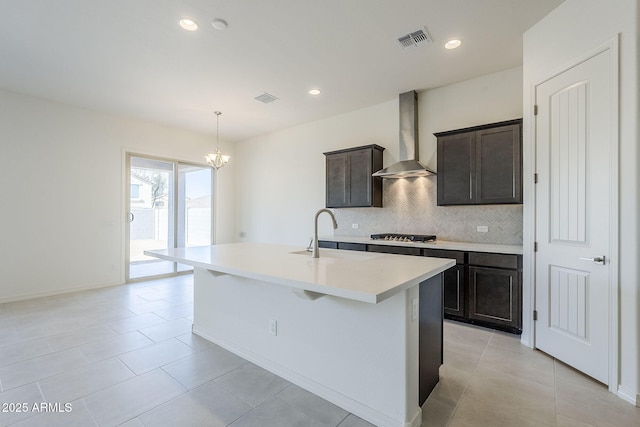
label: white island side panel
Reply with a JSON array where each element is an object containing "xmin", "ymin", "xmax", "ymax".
[{"xmin": 193, "ymin": 268, "xmax": 422, "ymax": 427}]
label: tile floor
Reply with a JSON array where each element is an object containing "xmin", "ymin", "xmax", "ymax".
[{"xmin": 0, "ymin": 275, "xmax": 638, "ymax": 427}]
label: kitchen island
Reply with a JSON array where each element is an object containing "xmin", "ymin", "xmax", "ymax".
[{"xmin": 145, "ymin": 242, "xmax": 454, "ymax": 427}]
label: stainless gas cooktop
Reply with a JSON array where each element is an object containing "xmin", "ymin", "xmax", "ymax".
[{"xmin": 370, "ymin": 233, "xmax": 437, "ymax": 243}]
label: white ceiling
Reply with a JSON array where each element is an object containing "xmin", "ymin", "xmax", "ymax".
[{"xmin": 0, "ymin": 0, "xmax": 563, "ymax": 142}]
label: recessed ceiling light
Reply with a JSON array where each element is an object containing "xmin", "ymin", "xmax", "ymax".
[
  {"xmin": 309, "ymin": 89, "xmax": 321, "ymax": 95},
  {"xmin": 211, "ymin": 18, "xmax": 228, "ymax": 30},
  {"xmin": 445, "ymin": 39, "xmax": 462, "ymax": 50},
  {"xmin": 179, "ymin": 18, "xmax": 198, "ymax": 31}
]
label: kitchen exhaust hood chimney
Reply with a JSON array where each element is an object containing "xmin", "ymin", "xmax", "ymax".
[{"xmin": 372, "ymin": 90, "xmax": 436, "ymax": 178}]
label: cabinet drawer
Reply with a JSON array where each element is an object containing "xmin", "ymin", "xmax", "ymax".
[
  {"xmin": 337, "ymin": 242, "xmax": 367, "ymax": 252},
  {"xmin": 422, "ymin": 249, "xmax": 465, "ymax": 265},
  {"xmin": 469, "ymin": 252, "xmax": 519, "ymax": 269},
  {"xmin": 318, "ymin": 241, "xmax": 338, "ymax": 249},
  {"xmin": 367, "ymin": 245, "xmax": 421, "ymax": 256}
]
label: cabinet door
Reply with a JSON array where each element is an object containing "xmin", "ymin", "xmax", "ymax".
[
  {"xmin": 437, "ymin": 132, "xmax": 475, "ymax": 205},
  {"xmin": 348, "ymin": 149, "xmax": 373, "ymax": 207},
  {"xmin": 468, "ymin": 266, "xmax": 520, "ymax": 330},
  {"xmin": 443, "ymin": 265, "xmax": 465, "ymax": 317},
  {"xmin": 422, "ymin": 249, "xmax": 466, "ymax": 318},
  {"xmin": 325, "ymin": 145, "xmax": 383, "ymax": 208},
  {"xmin": 476, "ymin": 124, "xmax": 522, "ymax": 204},
  {"xmin": 326, "ymin": 152, "xmax": 348, "ymax": 208}
]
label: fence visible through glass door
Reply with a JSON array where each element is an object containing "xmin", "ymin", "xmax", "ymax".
[
  {"xmin": 177, "ymin": 164, "xmax": 212, "ymax": 272},
  {"xmin": 127, "ymin": 155, "xmax": 212, "ymax": 280}
]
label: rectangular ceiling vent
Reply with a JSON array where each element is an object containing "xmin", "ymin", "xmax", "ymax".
[
  {"xmin": 254, "ymin": 92, "xmax": 279, "ymax": 104},
  {"xmin": 396, "ymin": 27, "xmax": 432, "ymax": 51}
]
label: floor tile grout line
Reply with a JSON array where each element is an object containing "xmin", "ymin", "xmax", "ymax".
[
  {"xmin": 79, "ymin": 368, "xmax": 190, "ymax": 427},
  {"xmin": 3, "ymin": 354, "xmax": 138, "ymax": 401},
  {"xmin": 10, "ymin": 277, "xmax": 609, "ymax": 427},
  {"xmin": 443, "ymin": 328, "xmax": 495, "ymax": 426},
  {"xmin": 78, "ymin": 398, "xmax": 100, "ymax": 427},
  {"xmin": 210, "ymin": 362, "xmax": 282, "ymax": 409}
]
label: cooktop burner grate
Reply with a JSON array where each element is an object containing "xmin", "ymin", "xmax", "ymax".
[{"xmin": 370, "ymin": 233, "xmax": 436, "ymax": 242}]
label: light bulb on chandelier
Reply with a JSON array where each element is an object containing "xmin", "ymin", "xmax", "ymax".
[{"xmin": 205, "ymin": 111, "xmax": 230, "ymax": 170}]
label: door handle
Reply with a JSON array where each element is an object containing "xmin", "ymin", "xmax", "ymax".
[
  {"xmin": 128, "ymin": 212, "xmax": 135, "ymax": 223},
  {"xmin": 579, "ymin": 256, "xmax": 605, "ymax": 265}
]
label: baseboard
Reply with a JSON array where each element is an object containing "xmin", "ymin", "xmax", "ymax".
[
  {"xmin": 407, "ymin": 408, "xmax": 422, "ymax": 427},
  {"xmin": 617, "ymin": 385, "xmax": 639, "ymax": 406},
  {"xmin": 519, "ymin": 335, "xmax": 532, "ymax": 348},
  {"xmin": 193, "ymin": 328, "xmax": 420, "ymax": 427},
  {"xmin": 0, "ymin": 280, "xmax": 124, "ymax": 304}
]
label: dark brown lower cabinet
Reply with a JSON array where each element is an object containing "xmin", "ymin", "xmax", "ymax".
[
  {"xmin": 367, "ymin": 244, "xmax": 421, "ymax": 256},
  {"xmin": 468, "ymin": 266, "xmax": 521, "ymax": 331},
  {"xmin": 422, "ymin": 249, "xmax": 466, "ymax": 319},
  {"xmin": 467, "ymin": 252, "xmax": 522, "ymax": 333},
  {"xmin": 337, "ymin": 242, "xmax": 367, "ymax": 251},
  {"xmin": 318, "ymin": 241, "xmax": 367, "ymax": 251},
  {"xmin": 318, "ymin": 241, "xmax": 337, "ymax": 249},
  {"xmin": 442, "ymin": 265, "xmax": 465, "ymax": 318},
  {"xmin": 321, "ymin": 241, "xmax": 522, "ymax": 333}
]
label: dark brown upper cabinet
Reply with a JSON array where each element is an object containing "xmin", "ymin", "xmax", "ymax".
[
  {"xmin": 435, "ymin": 119, "xmax": 522, "ymax": 206},
  {"xmin": 324, "ymin": 145, "xmax": 384, "ymax": 208}
]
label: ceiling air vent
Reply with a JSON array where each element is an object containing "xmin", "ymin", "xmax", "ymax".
[
  {"xmin": 254, "ymin": 92, "xmax": 279, "ymax": 104},
  {"xmin": 396, "ymin": 27, "xmax": 432, "ymax": 51}
]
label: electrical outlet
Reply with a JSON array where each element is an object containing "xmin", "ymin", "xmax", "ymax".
[
  {"xmin": 412, "ymin": 298, "xmax": 419, "ymax": 321},
  {"xmin": 477, "ymin": 225, "xmax": 489, "ymax": 233},
  {"xmin": 269, "ymin": 319, "xmax": 277, "ymax": 336},
  {"xmin": 352, "ymin": 223, "xmax": 359, "ymax": 229}
]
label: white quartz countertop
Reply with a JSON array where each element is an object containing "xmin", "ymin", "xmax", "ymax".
[
  {"xmin": 145, "ymin": 242, "xmax": 454, "ymax": 304},
  {"xmin": 320, "ymin": 236, "xmax": 523, "ymax": 255}
]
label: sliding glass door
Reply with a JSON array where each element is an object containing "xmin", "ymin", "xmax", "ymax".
[
  {"xmin": 177, "ymin": 163, "xmax": 212, "ymax": 272},
  {"xmin": 127, "ymin": 155, "xmax": 212, "ymax": 281}
]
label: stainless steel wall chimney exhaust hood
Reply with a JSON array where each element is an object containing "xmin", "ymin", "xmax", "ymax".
[{"xmin": 372, "ymin": 90, "xmax": 436, "ymax": 178}]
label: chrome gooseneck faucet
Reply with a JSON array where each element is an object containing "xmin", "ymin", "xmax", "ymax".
[{"xmin": 313, "ymin": 208, "xmax": 338, "ymax": 258}]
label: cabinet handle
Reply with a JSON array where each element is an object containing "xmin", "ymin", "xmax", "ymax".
[{"xmin": 469, "ymin": 174, "xmax": 473, "ymax": 199}]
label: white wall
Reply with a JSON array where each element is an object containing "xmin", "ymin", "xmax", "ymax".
[
  {"xmin": 0, "ymin": 88, "xmax": 236, "ymax": 302},
  {"xmin": 523, "ymin": 0, "xmax": 639, "ymax": 404},
  {"xmin": 419, "ymin": 67, "xmax": 524, "ymax": 170},
  {"xmin": 234, "ymin": 99, "xmax": 398, "ymax": 245},
  {"xmin": 234, "ymin": 67, "xmax": 523, "ymax": 246}
]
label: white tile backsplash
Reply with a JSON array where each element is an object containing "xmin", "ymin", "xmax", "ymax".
[{"xmin": 332, "ymin": 177, "xmax": 523, "ymax": 245}]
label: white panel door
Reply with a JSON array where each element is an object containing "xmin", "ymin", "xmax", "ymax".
[{"xmin": 535, "ymin": 48, "xmax": 613, "ymax": 384}]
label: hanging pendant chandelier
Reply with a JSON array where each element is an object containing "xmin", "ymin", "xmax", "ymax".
[{"xmin": 205, "ymin": 111, "xmax": 230, "ymax": 170}]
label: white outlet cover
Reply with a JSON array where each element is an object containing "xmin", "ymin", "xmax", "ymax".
[{"xmin": 477, "ymin": 226, "xmax": 489, "ymax": 233}]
